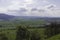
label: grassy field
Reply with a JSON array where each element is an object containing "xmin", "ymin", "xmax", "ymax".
[
  {"xmin": 47, "ymin": 34, "xmax": 60, "ymax": 40},
  {"xmin": 0, "ymin": 29, "xmax": 16, "ymax": 40}
]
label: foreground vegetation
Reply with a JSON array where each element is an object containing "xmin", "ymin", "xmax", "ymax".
[{"xmin": 0, "ymin": 20, "xmax": 60, "ymax": 40}]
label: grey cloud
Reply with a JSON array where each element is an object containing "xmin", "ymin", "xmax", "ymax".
[
  {"xmin": 38, "ymin": 9, "xmax": 46, "ymax": 12},
  {"xmin": 31, "ymin": 8, "xmax": 38, "ymax": 11},
  {"xmin": 8, "ymin": 8, "xmax": 27, "ymax": 13},
  {"xmin": 19, "ymin": 8, "xmax": 27, "ymax": 12},
  {"xmin": 8, "ymin": 8, "xmax": 28, "ymax": 16},
  {"xmin": 47, "ymin": 5, "xmax": 56, "ymax": 9}
]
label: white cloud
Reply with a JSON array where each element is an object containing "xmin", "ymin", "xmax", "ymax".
[
  {"xmin": 0, "ymin": 0, "xmax": 60, "ymax": 17},
  {"xmin": 0, "ymin": 7, "xmax": 7, "ymax": 13},
  {"xmin": 7, "ymin": 1, "xmax": 21, "ymax": 10}
]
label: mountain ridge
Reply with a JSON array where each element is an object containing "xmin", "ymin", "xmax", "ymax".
[
  {"xmin": 0, "ymin": 13, "xmax": 60, "ymax": 21},
  {"xmin": 0, "ymin": 13, "xmax": 15, "ymax": 21}
]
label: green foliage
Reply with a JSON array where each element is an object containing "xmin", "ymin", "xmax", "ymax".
[
  {"xmin": 0, "ymin": 20, "xmax": 60, "ymax": 40},
  {"xmin": 45, "ymin": 22, "xmax": 60, "ymax": 38},
  {"xmin": 0, "ymin": 33, "xmax": 8, "ymax": 40},
  {"xmin": 16, "ymin": 26, "xmax": 42, "ymax": 40},
  {"xmin": 16, "ymin": 26, "xmax": 30, "ymax": 40},
  {"xmin": 48, "ymin": 34, "xmax": 60, "ymax": 40},
  {"xmin": 30, "ymin": 30, "xmax": 41, "ymax": 40}
]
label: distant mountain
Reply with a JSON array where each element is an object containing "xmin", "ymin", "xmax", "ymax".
[
  {"xmin": 0, "ymin": 13, "xmax": 60, "ymax": 22},
  {"xmin": 0, "ymin": 13, "xmax": 15, "ymax": 21}
]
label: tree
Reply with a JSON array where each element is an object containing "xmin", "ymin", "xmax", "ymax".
[
  {"xmin": 45, "ymin": 21, "xmax": 60, "ymax": 38},
  {"xmin": 0, "ymin": 25, "xmax": 2, "ymax": 27},
  {"xmin": 16, "ymin": 26, "xmax": 30, "ymax": 40},
  {"xmin": 30, "ymin": 30, "xmax": 41, "ymax": 40}
]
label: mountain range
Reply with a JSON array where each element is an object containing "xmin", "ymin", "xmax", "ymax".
[
  {"xmin": 0, "ymin": 13, "xmax": 60, "ymax": 22},
  {"xmin": 0, "ymin": 13, "xmax": 15, "ymax": 21}
]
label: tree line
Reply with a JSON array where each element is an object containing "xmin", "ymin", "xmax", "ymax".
[{"xmin": 45, "ymin": 21, "xmax": 60, "ymax": 38}]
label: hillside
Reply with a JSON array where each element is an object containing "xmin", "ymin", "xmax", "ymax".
[{"xmin": 48, "ymin": 34, "xmax": 60, "ymax": 40}]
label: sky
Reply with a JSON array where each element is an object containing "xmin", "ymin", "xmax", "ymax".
[{"xmin": 0, "ymin": 0, "xmax": 60, "ymax": 17}]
